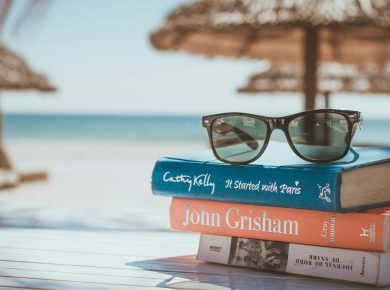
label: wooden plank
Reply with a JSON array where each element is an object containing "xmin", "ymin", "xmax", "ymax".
[
  {"xmin": 0, "ymin": 242, "xmax": 197, "ymax": 263},
  {"xmin": 0, "ymin": 276, "xmax": 166, "ymax": 290},
  {"xmin": 0, "ymin": 256, "xmax": 295, "ymax": 281},
  {"xmin": 0, "ymin": 268, "xmax": 180, "ymax": 287},
  {"xmin": 0, "ymin": 228, "xmax": 387, "ymax": 290},
  {"xmin": 0, "ymin": 262, "xmax": 378, "ymax": 290},
  {"xmin": 0, "ymin": 229, "xmax": 198, "ymax": 259},
  {"xmin": 0, "ymin": 229, "xmax": 384, "ymax": 289}
]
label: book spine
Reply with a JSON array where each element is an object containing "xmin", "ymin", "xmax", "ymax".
[
  {"xmin": 198, "ymin": 234, "xmax": 387, "ymax": 286},
  {"xmin": 171, "ymin": 198, "xmax": 386, "ymax": 251},
  {"xmin": 152, "ymin": 159, "xmax": 342, "ymax": 211}
]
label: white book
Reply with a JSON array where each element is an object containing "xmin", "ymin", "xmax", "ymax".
[{"xmin": 197, "ymin": 234, "xmax": 390, "ymax": 286}]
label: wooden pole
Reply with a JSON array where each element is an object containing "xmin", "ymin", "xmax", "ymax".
[
  {"xmin": 0, "ymin": 94, "xmax": 13, "ymax": 170},
  {"xmin": 0, "ymin": 93, "xmax": 2, "ymax": 146},
  {"xmin": 323, "ymin": 91, "xmax": 330, "ymax": 108},
  {"xmin": 303, "ymin": 26, "xmax": 319, "ymax": 111}
]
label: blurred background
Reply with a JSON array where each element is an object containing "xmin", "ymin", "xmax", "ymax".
[{"xmin": 0, "ymin": 0, "xmax": 389, "ymax": 230}]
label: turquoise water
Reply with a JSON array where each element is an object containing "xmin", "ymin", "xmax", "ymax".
[
  {"xmin": 3, "ymin": 113, "xmax": 390, "ymax": 145},
  {"xmin": 4, "ymin": 114, "xmax": 203, "ymax": 141}
]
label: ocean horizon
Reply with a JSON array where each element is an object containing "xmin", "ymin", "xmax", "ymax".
[{"xmin": 3, "ymin": 113, "xmax": 390, "ymax": 145}]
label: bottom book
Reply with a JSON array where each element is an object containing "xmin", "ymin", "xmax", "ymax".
[{"xmin": 197, "ymin": 234, "xmax": 390, "ymax": 286}]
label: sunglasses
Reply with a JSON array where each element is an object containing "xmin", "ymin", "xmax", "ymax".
[{"xmin": 203, "ymin": 109, "xmax": 362, "ymax": 164}]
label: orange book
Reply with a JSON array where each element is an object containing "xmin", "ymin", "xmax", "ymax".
[{"xmin": 170, "ymin": 198, "xmax": 390, "ymax": 251}]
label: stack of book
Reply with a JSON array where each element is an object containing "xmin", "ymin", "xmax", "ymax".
[{"xmin": 151, "ymin": 141, "xmax": 390, "ymax": 286}]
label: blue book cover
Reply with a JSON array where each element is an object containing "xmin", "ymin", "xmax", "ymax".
[{"xmin": 151, "ymin": 141, "xmax": 390, "ymax": 212}]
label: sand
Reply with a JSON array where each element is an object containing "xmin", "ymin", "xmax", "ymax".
[{"xmin": 0, "ymin": 140, "xmax": 208, "ymax": 230}]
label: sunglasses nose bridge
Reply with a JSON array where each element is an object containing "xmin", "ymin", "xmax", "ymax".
[{"xmin": 269, "ymin": 118, "xmax": 285, "ymax": 130}]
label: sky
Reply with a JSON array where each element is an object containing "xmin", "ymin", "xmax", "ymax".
[{"xmin": 1, "ymin": 0, "xmax": 390, "ymax": 117}]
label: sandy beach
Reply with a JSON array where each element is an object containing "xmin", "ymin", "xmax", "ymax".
[{"xmin": 0, "ymin": 140, "xmax": 207, "ymax": 230}]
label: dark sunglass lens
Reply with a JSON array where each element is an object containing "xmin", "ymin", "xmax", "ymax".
[
  {"xmin": 211, "ymin": 116, "xmax": 267, "ymax": 163},
  {"xmin": 288, "ymin": 112, "xmax": 350, "ymax": 161}
]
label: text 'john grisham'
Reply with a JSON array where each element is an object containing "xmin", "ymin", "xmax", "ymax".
[
  {"xmin": 162, "ymin": 171, "xmax": 302, "ymax": 195},
  {"xmin": 182, "ymin": 203, "xmax": 299, "ymax": 235}
]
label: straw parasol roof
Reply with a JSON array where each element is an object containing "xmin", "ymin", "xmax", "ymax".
[
  {"xmin": 238, "ymin": 63, "xmax": 390, "ymax": 94},
  {"xmin": 0, "ymin": 44, "xmax": 56, "ymax": 92},
  {"xmin": 151, "ymin": 0, "xmax": 390, "ymax": 110},
  {"xmin": 151, "ymin": 0, "xmax": 390, "ymax": 63},
  {"xmin": 0, "ymin": 44, "xmax": 56, "ymax": 171}
]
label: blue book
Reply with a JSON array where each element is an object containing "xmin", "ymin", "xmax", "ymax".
[{"xmin": 151, "ymin": 141, "xmax": 390, "ymax": 212}]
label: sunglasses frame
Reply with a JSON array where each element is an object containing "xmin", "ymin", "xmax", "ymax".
[{"xmin": 202, "ymin": 109, "xmax": 362, "ymax": 164}]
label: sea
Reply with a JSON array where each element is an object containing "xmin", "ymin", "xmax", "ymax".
[{"xmin": 3, "ymin": 113, "xmax": 390, "ymax": 145}]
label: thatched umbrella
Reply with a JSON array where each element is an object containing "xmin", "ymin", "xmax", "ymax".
[
  {"xmin": 0, "ymin": 46, "xmax": 56, "ymax": 92},
  {"xmin": 0, "ymin": 44, "xmax": 56, "ymax": 170},
  {"xmin": 151, "ymin": 0, "xmax": 390, "ymax": 110},
  {"xmin": 238, "ymin": 63, "xmax": 390, "ymax": 107}
]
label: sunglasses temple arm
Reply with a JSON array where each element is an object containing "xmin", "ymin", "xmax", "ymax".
[
  {"xmin": 348, "ymin": 147, "xmax": 360, "ymax": 163},
  {"xmin": 351, "ymin": 120, "xmax": 363, "ymax": 138},
  {"xmin": 351, "ymin": 113, "xmax": 363, "ymax": 137}
]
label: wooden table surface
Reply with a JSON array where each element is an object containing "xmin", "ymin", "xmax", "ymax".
[{"xmin": 0, "ymin": 202, "xmax": 387, "ymax": 290}]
